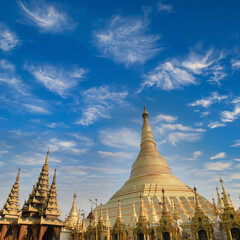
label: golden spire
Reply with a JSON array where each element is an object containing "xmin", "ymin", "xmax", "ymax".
[
  {"xmin": 228, "ymin": 193, "xmax": 234, "ymax": 207},
  {"xmin": 117, "ymin": 199, "xmax": 122, "ymax": 220},
  {"xmin": 70, "ymin": 193, "xmax": 78, "ymax": 217},
  {"xmin": 22, "ymin": 152, "xmax": 50, "ymax": 217},
  {"xmin": 212, "ymin": 197, "xmax": 220, "ymax": 216},
  {"xmin": 44, "ymin": 168, "xmax": 61, "ymax": 218},
  {"xmin": 76, "ymin": 210, "xmax": 82, "ymax": 230},
  {"xmin": 193, "ymin": 186, "xmax": 203, "ymax": 213},
  {"xmin": 162, "ymin": 188, "xmax": 169, "ymax": 214},
  {"xmin": 173, "ymin": 202, "xmax": 180, "ymax": 221},
  {"xmin": 130, "ymin": 106, "xmax": 172, "ymax": 179},
  {"xmin": 130, "ymin": 199, "xmax": 138, "ymax": 224},
  {"xmin": 1, "ymin": 168, "xmax": 21, "ymax": 217},
  {"xmin": 45, "ymin": 149, "xmax": 50, "ymax": 164},
  {"xmin": 149, "ymin": 198, "xmax": 158, "ymax": 224},
  {"xmin": 94, "ymin": 205, "xmax": 98, "ymax": 226},
  {"xmin": 220, "ymin": 178, "xmax": 231, "ymax": 207},
  {"xmin": 99, "ymin": 203, "xmax": 104, "ymax": 223},
  {"xmin": 82, "ymin": 212, "xmax": 86, "ymax": 230},
  {"xmin": 105, "ymin": 208, "xmax": 110, "ymax": 227},
  {"xmin": 216, "ymin": 186, "xmax": 224, "ymax": 212}
]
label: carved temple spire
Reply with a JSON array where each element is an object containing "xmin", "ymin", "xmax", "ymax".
[
  {"xmin": 76, "ymin": 210, "xmax": 82, "ymax": 231},
  {"xmin": 82, "ymin": 212, "xmax": 86, "ymax": 230},
  {"xmin": 216, "ymin": 186, "xmax": 224, "ymax": 212},
  {"xmin": 194, "ymin": 186, "xmax": 203, "ymax": 213},
  {"xmin": 212, "ymin": 197, "xmax": 220, "ymax": 216},
  {"xmin": 117, "ymin": 199, "xmax": 122, "ymax": 221},
  {"xmin": 98, "ymin": 203, "xmax": 104, "ymax": 223},
  {"xmin": 149, "ymin": 198, "xmax": 158, "ymax": 224},
  {"xmin": 139, "ymin": 195, "xmax": 145, "ymax": 218},
  {"xmin": 105, "ymin": 208, "xmax": 110, "ymax": 227},
  {"xmin": 66, "ymin": 193, "xmax": 78, "ymax": 229},
  {"xmin": 129, "ymin": 199, "xmax": 138, "ymax": 225},
  {"xmin": 45, "ymin": 149, "xmax": 50, "ymax": 164},
  {"xmin": 162, "ymin": 188, "xmax": 169, "ymax": 214},
  {"xmin": 22, "ymin": 151, "xmax": 50, "ymax": 217},
  {"xmin": 173, "ymin": 202, "xmax": 180, "ymax": 221},
  {"xmin": 1, "ymin": 168, "xmax": 21, "ymax": 218},
  {"xmin": 220, "ymin": 178, "xmax": 231, "ymax": 207},
  {"xmin": 228, "ymin": 193, "xmax": 234, "ymax": 207},
  {"xmin": 44, "ymin": 168, "xmax": 61, "ymax": 218},
  {"xmin": 94, "ymin": 204, "xmax": 98, "ymax": 226}
]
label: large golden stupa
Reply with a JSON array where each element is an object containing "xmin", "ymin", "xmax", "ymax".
[{"xmin": 101, "ymin": 106, "xmax": 214, "ymax": 225}]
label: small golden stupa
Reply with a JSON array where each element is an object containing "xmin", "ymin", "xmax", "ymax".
[{"xmin": 101, "ymin": 106, "xmax": 214, "ymax": 225}]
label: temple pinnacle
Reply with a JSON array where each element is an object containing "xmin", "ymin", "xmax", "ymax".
[{"xmin": 45, "ymin": 150, "xmax": 50, "ymax": 164}]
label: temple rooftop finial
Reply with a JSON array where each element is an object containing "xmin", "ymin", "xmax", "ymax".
[
  {"xmin": 45, "ymin": 149, "xmax": 50, "ymax": 164},
  {"xmin": 142, "ymin": 104, "xmax": 149, "ymax": 118}
]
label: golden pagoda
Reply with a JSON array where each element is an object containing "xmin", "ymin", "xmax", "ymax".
[
  {"xmin": 101, "ymin": 106, "xmax": 214, "ymax": 225},
  {"xmin": 0, "ymin": 168, "xmax": 21, "ymax": 240},
  {"xmin": 66, "ymin": 193, "xmax": 79, "ymax": 229},
  {"xmin": 17, "ymin": 151, "xmax": 64, "ymax": 240}
]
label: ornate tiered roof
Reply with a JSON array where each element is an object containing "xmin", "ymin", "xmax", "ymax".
[
  {"xmin": 0, "ymin": 168, "xmax": 21, "ymax": 218},
  {"xmin": 44, "ymin": 168, "xmax": 61, "ymax": 218},
  {"xmin": 22, "ymin": 151, "xmax": 50, "ymax": 217}
]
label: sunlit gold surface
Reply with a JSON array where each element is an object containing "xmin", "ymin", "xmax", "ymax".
[{"xmin": 101, "ymin": 107, "xmax": 214, "ymax": 225}]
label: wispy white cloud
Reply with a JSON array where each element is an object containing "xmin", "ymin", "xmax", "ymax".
[
  {"xmin": 0, "ymin": 59, "xmax": 28, "ymax": 95},
  {"xmin": 204, "ymin": 161, "xmax": 231, "ymax": 171},
  {"xmin": 140, "ymin": 48, "xmax": 226, "ymax": 91},
  {"xmin": 48, "ymin": 138, "xmax": 87, "ymax": 155},
  {"xmin": 69, "ymin": 133, "xmax": 94, "ymax": 147},
  {"xmin": 23, "ymin": 103, "xmax": 50, "ymax": 114},
  {"xmin": 157, "ymin": 2, "xmax": 173, "ymax": 13},
  {"xmin": 0, "ymin": 23, "xmax": 19, "ymax": 52},
  {"xmin": 188, "ymin": 92, "xmax": 228, "ymax": 108},
  {"xmin": 221, "ymin": 99, "xmax": 240, "ymax": 123},
  {"xmin": 193, "ymin": 150, "xmax": 202, "ymax": 159},
  {"xmin": 167, "ymin": 132, "xmax": 202, "ymax": 146},
  {"xmin": 98, "ymin": 151, "xmax": 135, "ymax": 161},
  {"xmin": 152, "ymin": 113, "xmax": 177, "ymax": 123},
  {"xmin": 208, "ymin": 121, "xmax": 226, "ymax": 129},
  {"xmin": 158, "ymin": 123, "xmax": 205, "ymax": 133},
  {"xmin": 210, "ymin": 152, "xmax": 226, "ymax": 160},
  {"xmin": 231, "ymin": 59, "xmax": 240, "ymax": 70},
  {"xmin": 76, "ymin": 86, "xmax": 128, "ymax": 126},
  {"xmin": 25, "ymin": 64, "xmax": 87, "ymax": 96},
  {"xmin": 99, "ymin": 128, "xmax": 140, "ymax": 148},
  {"xmin": 94, "ymin": 14, "xmax": 160, "ymax": 66},
  {"xmin": 141, "ymin": 60, "xmax": 197, "ymax": 91},
  {"xmin": 19, "ymin": 0, "xmax": 76, "ymax": 33},
  {"xmin": 230, "ymin": 140, "xmax": 240, "ymax": 147}
]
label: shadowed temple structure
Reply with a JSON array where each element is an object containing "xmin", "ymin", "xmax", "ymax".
[{"xmin": 1, "ymin": 107, "xmax": 240, "ymax": 240}]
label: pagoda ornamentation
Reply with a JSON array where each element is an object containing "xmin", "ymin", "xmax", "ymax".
[
  {"xmin": 17, "ymin": 151, "xmax": 64, "ymax": 240},
  {"xmin": 219, "ymin": 179, "xmax": 240, "ymax": 240},
  {"xmin": 191, "ymin": 187, "xmax": 214, "ymax": 240},
  {"xmin": 157, "ymin": 188, "xmax": 180, "ymax": 240},
  {"xmin": 100, "ymin": 106, "xmax": 215, "ymax": 226},
  {"xmin": 0, "ymin": 168, "xmax": 21, "ymax": 240},
  {"xmin": 111, "ymin": 200, "xmax": 128, "ymax": 240}
]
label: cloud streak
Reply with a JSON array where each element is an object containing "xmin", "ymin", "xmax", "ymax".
[
  {"xmin": 0, "ymin": 23, "xmax": 19, "ymax": 52},
  {"xmin": 76, "ymin": 86, "xmax": 128, "ymax": 126},
  {"xmin": 25, "ymin": 64, "xmax": 87, "ymax": 96},
  {"xmin": 140, "ymin": 48, "xmax": 226, "ymax": 92},
  {"xmin": 19, "ymin": 0, "xmax": 76, "ymax": 33},
  {"xmin": 94, "ymin": 14, "xmax": 160, "ymax": 66}
]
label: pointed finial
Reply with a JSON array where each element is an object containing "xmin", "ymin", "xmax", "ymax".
[
  {"xmin": 53, "ymin": 168, "xmax": 57, "ymax": 183},
  {"xmin": 99, "ymin": 203, "xmax": 104, "ymax": 221},
  {"xmin": 16, "ymin": 168, "xmax": 20, "ymax": 182},
  {"xmin": 220, "ymin": 178, "xmax": 231, "ymax": 207},
  {"xmin": 45, "ymin": 150, "xmax": 50, "ymax": 164},
  {"xmin": 117, "ymin": 199, "xmax": 122, "ymax": 220},
  {"xmin": 142, "ymin": 104, "xmax": 149, "ymax": 118},
  {"xmin": 162, "ymin": 188, "xmax": 168, "ymax": 214}
]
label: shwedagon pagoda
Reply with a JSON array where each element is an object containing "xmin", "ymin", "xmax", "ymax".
[{"xmin": 0, "ymin": 107, "xmax": 239, "ymax": 240}]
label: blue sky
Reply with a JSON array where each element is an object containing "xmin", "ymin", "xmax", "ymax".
[{"xmin": 0, "ymin": 0, "xmax": 240, "ymax": 217}]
